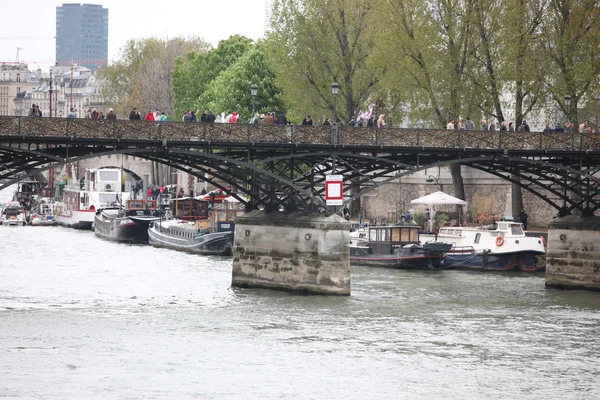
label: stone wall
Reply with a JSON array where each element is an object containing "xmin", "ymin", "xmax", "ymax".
[
  {"xmin": 546, "ymin": 216, "xmax": 600, "ymax": 292},
  {"xmin": 361, "ymin": 168, "xmax": 556, "ymax": 228},
  {"xmin": 232, "ymin": 211, "xmax": 351, "ymax": 295}
]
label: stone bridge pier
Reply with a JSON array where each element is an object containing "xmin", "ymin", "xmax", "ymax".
[
  {"xmin": 232, "ymin": 211, "xmax": 351, "ymax": 295},
  {"xmin": 546, "ymin": 216, "xmax": 600, "ymax": 292}
]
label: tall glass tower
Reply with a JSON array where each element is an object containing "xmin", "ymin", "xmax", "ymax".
[{"xmin": 56, "ymin": 3, "xmax": 108, "ymax": 70}]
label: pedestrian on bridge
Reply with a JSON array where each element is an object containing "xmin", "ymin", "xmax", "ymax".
[
  {"xmin": 144, "ymin": 110, "xmax": 155, "ymax": 121},
  {"xmin": 129, "ymin": 107, "xmax": 141, "ymax": 120}
]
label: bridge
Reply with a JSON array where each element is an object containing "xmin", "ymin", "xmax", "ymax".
[
  {"xmin": 2, "ymin": 116, "xmax": 600, "ymax": 294},
  {"xmin": 1, "ymin": 116, "xmax": 600, "ymax": 215}
]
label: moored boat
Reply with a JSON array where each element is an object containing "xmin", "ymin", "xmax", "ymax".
[
  {"xmin": 148, "ymin": 197, "xmax": 234, "ymax": 255},
  {"xmin": 30, "ymin": 199, "xmax": 56, "ymax": 226},
  {"xmin": 55, "ymin": 168, "xmax": 132, "ymax": 229},
  {"xmin": 0, "ymin": 201, "xmax": 26, "ymax": 226},
  {"xmin": 421, "ymin": 221, "xmax": 546, "ymax": 272},
  {"xmin": 350, "ymin": 225, "xmax": 452, "ymax": 269},
  {"xmin": 94, "ymin": 199, "xmax": 161, "ymax": 243}
]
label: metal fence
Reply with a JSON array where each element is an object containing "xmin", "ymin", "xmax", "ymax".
[{"xmin": 1, "ymin": 116, "xmax": 598, "ymax": 151}]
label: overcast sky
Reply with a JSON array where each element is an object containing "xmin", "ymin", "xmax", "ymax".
[{"xmin": 1, "ymin": 0, "xmax": 270, "ymax": 72}]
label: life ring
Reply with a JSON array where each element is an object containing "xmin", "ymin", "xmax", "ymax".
[
  {"xmin": 496, "ymin": 236, "xmax": 505, "ymax": 246},
  {"xmin": 540, "ymin": 236, "xmax": 546, "ymax": 246}
]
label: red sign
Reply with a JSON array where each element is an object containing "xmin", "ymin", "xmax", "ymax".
[{"xmin": 325, "ymin": 175, "xmax": 343, "ymax": 206}]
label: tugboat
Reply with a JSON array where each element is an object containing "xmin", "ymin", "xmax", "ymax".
[
  {"xmin": 350, "ymin": 225, "xmax": 452, "ymax": 269},
  {"xmin": 94, "ymin": 199, "xmax": 162, "ymax": 243}
]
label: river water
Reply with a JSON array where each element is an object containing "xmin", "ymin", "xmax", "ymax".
[{"xmin": 1, "ymin": 189, "xmax": 599, "ymax": 399}]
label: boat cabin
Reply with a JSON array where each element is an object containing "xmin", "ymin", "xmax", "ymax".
[
  {"xmin": 172, "ymin": 197, "xmax": 209, "ymax": 221},
  {"xmin": 366, "ymin": 225, "xmax": 420, "ymax": 254}
]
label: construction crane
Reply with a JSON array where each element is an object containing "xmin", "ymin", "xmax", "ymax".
[{"xmin": 15, "ymin": 47, "xmax": 22, "ymax": 63}]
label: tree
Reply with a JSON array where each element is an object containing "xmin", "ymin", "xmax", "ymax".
[
  {"xmin": 197, "ymin": 42, "xmax": 287, "ymax": 122},
  {"xmin": 268, "ymin": 0, "xmax": 382, "ymax": 124},
  {"xmin": 540, "ymin": 0, "xmax": 600, "ymax": 124},
  {"xmin": 100, "ymin": 36, "xmax": 210, "ymax": 118},
  {"xmin": 172, "ymin": 35, "xmax": 254, "ymax": 117}
]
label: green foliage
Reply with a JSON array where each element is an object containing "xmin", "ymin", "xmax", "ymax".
[
  {"xmin": 172, "ymin": 35, "xmax": 253, "ymax": 117},
  {"xmin": 434, "ymin": 213, "xmax": 450, "ymax": 226},
  {"xmin": 197, "ymin": 42, "xmax": 286, "ymax": 122},
  {"xmin": 267, "ymin": 0, "xmax": 382, "ymax": 125},
  {"xmin": 172, "ymin": 36, "xmax": 286, "ymax": 121},
  {"xmin": 413, "ymin": 212, "xmax": 425, "ymax": 227}
]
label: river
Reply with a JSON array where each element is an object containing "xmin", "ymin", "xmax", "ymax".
[{"xmin": 1, "ymin": 188, "xmax": 599, "ymax": 399}]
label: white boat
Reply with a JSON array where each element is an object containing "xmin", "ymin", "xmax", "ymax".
[
  {"xmin": 0, "ymin": 201, "xmax": 26, "ymax": 226},
  {"xmin": 55, "ymin": 168, "xmax": 131, "ymax": 230},
  {"xmin": 421, "ymin": 221, "xmax": 546, "ymax": 272}
]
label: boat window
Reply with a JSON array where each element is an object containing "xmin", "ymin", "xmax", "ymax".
[
  {"xmin": 391, "ymin": 228, "xmax": 400, "ymax": 242},
  {"xmin": 511, "ymin": 225, "xmax": 524, "ymax": 235},
  {"xmin": 381, "ymin": 229, "xmax": 389, "ymax": 242},
  {"xmin": 474, "ymin": 233, "xmax": 481, "ymax": 244},
  {"xmin": 369, "ymin": 229, "xmax": 377, "ymax": 242},
  {"xmin": 410, "ymin": 228, "xmax": 419, "ymax": 242}
]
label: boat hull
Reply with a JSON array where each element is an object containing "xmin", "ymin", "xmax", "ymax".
[
  {"xmin": 350, "ymin": 243, "xmax": 449, "ymax": 270},
  {"xmin": 148, "ymin": 224, "xmax": 233, "ymax": 256},
  {"xmin": 55, "ymin": 209, "xmax": 95, "ymax": 229},
  {"xmin": 94, "ymin": 214, "xmax": 157, "ymax": 244},
  {"xmin": 443, "ymin": 251, "xmax": 542, "ymax": 272}
]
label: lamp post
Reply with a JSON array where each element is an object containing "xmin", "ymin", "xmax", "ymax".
[
  {"xmin": 426, "ymin": 175, "xmax": 443, "ymax": 192},
  {"xmin": 564, "ymin": 94, "xmax": 571, "ymax": 123},
  {"xmin": 331, "ymin": 82, "xmax": 339, "ymax": 125},
  {"xmin": 250, "ymin": 83, "xmax": 258, "ymax": 115}
]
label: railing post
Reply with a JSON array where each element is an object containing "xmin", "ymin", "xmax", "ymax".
[
  {"xmin": 498, "ymin": 130, "xmax": 502, "ymax": 149},
  {"xmin": 66, "ymin": 118, "xmax": 70, "ymax": 138},
  {"xmin": 416, "ymin": 130, "xmax": 419, "ymax": 147},
  {"xmin": 17, "ymin": 116, "xmax": 22, "ymax": 137}
]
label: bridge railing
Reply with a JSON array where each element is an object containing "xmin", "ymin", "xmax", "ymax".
[{"xmin": 0, "ymin": 116, "xmax": 598, "ymax": 151}]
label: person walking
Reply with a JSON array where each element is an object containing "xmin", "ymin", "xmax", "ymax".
[
  {"xmin": 377, "ymin": 114, "xmax": 386, "ymax": 128},
  {"xmin": 129, "ymin": 107, "xmax": 141, "ymax": 120}
]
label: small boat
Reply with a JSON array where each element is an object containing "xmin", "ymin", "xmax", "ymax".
[
  {"xmin": 350, "ymin": 225, "xmax": 453, "ymax": 269},
  {"xmin": 0, "ymin": 201, "xmax": 26, "ymax": 226},
  {"xmin": 421, "ymin": 221, "xmax": 546, "ymax": 272},
  {"xmin": 30, "ymin": 198, "xmax": 56, "ymax": 226},
  {"xmin": 94, "ymin": 199, "xmax": 162, "ymax": 243},
  {"xmin": 148, "ymin": 197, "xmax": 235, "ymax": 255}
]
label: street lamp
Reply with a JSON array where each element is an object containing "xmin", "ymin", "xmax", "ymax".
[
  {"xmin": 425, "ymin": 175, "xmax": 443, "ymax": 191},
  {"xmin": 331, "ymin": 82, "xmax": 339, "ymax": 125},
  {"xmin": 250, "ymin": 83, "xmax": 258, "ymax": 114},
  {"xmin": 564, "ymin": 94, "xmax": 571, "ymax": 122}
]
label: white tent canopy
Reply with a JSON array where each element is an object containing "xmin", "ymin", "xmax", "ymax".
[{"xmin": 411, "ymin": 191, "xmax": 467, "ymax": 231}]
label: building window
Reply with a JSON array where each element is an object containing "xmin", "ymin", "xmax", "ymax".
[{"xmin": 16, "ymin": 74, "xmax": 21, "ymax": 82}]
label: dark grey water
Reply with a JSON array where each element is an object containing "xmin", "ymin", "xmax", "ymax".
[{"xmin": 1, "ymin": 223, "xmax": 599, "ymax": 399}]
